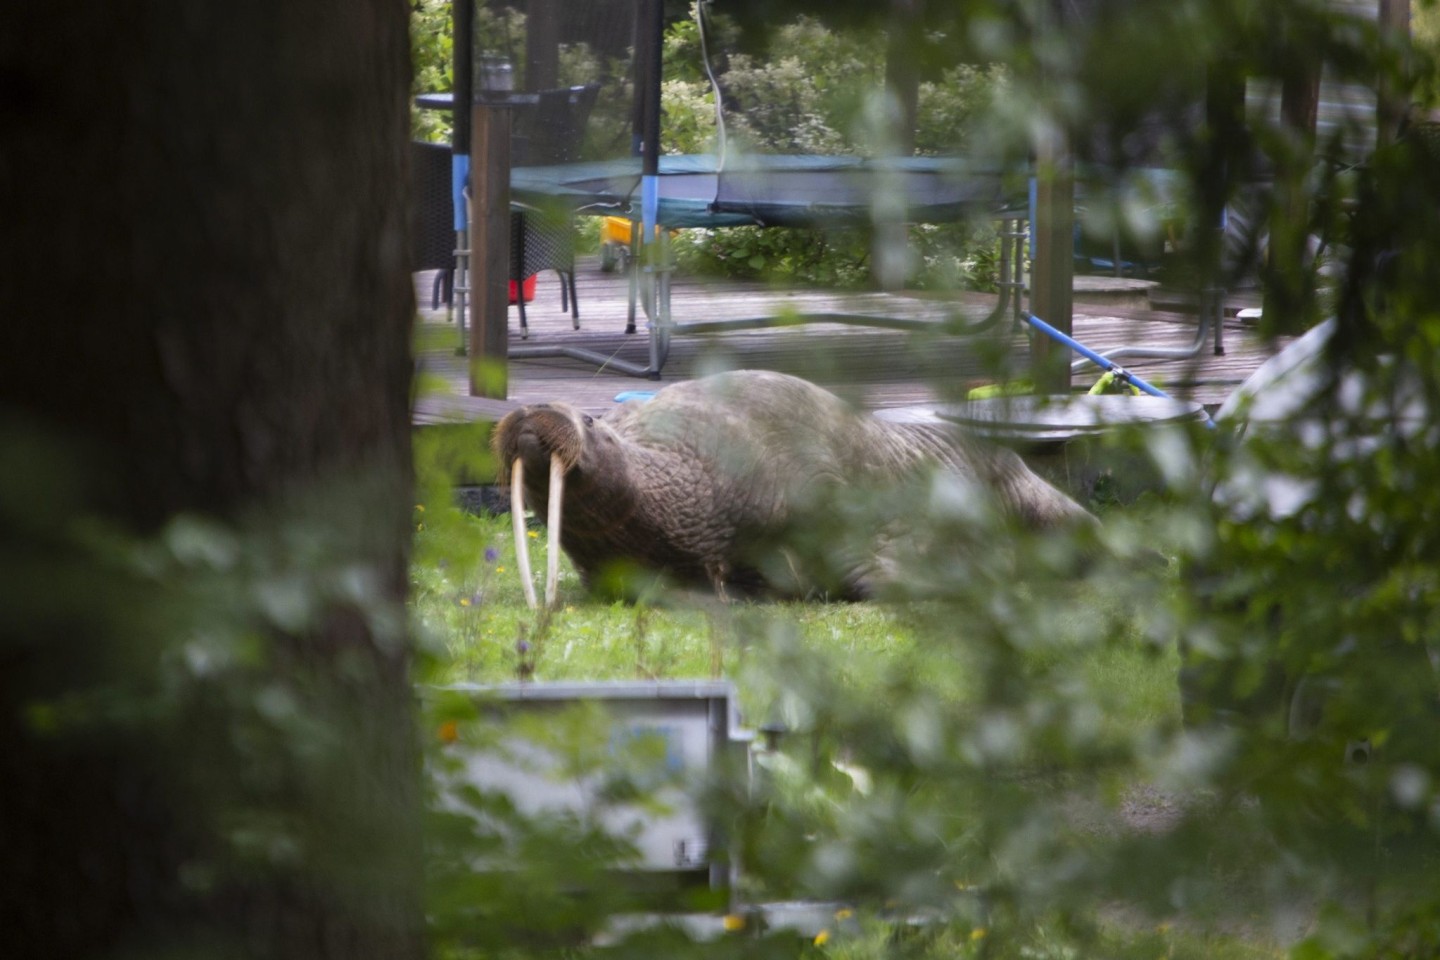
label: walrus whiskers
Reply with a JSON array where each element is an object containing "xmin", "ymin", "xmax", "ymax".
[{"xmin": 511, "ymin": 458, "xmax": 538, "ymax": 609}]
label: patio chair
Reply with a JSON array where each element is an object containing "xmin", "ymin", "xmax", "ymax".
[
  {"xmin": 503, "ymin": 83, "xmax": 601, "ymax": 335},
  {"xmin": 415, "ymin": 138, "xmax": 579, "ymax": 334},
  {"xmin": 459, "ymin": 185, "xmax": 580, "ymax": 339},
  {"xmin": 410, "ymin": 140, "xmax": 457, "ymax": 312},
  {"xmin": 511, "ymin": 201, "xmax": 579, "ymax": 337}
]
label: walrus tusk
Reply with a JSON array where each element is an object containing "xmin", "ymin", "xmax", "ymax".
[
  {"xmin": 511, "ymin": 458, "xmax": 538, "ymax": 610},
  {"xmin": 546, "ymin": 452, "xmax": 564, "ymax": 608},
  {"xmin": 510, "ymin": 453, "xmax": 565, "ymax": 610}
]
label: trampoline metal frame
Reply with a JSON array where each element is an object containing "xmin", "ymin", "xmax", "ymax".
[{"xmin": 485, "ymin": 210, "xmax": 1030, "ymax": 380}]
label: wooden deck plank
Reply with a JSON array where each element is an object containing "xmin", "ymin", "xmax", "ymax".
[{"xmin": 413, "ymin": 258, "xmax": 1289, "ymax": 424}]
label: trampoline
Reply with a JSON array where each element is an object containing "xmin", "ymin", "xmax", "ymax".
[
  {"xmin": 435, "ymin": 1, "xmax": 1271, "ymax": 397},
  {"xmin": 441, "ymin": 0, "xmax": 1176, "ymax": 388},
  {"xmin": 507, "ymin": 153, "xmax": 1029, "ymax": 378},
  {"xmin": 510, "ymin": 154, "xmax": 1016, "ymax": 229}
]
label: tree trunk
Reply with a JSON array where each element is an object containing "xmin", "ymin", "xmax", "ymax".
[
  {"xmin": 884, "ymin": 0, "xmax": 923, "ymax": 155},
  {"xmin": 1262, "ymin": 55, "xmax": 1322, "ymax": 334},
  {"xmin": 0, "ymin": 2, "xmax": 423, "ymax": 958},
  {"xmin": 1376, "ymin": 0, "xmax": 1411, "ymax": 149}
]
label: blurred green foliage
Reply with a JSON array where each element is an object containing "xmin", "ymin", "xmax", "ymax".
[
  {"xmin": 411, "ymin": 0, "xmax": 453, "ymax": 142},
  {"xmin": 659, "ymin": 13, "xmax": 1009, "ymax": 290},
  {"xmin": 402, "ymin": 3, "xmax": 1440, "ymax": 958},
  {"xmin": 2, "ymin": 433, "xmax": 422, "ymax": 955}
]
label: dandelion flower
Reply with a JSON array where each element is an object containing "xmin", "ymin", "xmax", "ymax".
[{"xmin": 813, "ymin": 929, "xmax": 830, "ymax": 947}]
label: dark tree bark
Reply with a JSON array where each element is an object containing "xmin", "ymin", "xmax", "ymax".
[
  {"xmin": 884, "ymin": 0, "xmax": 923, "ymax": 156},
  {"xmin": 1376, "ymin": 0, "xmax": 1412, "ymax": 149},
  {"xmin": 0, "ymin": 2, "xmax": 422, "ymax": 958},
  {"xmin": 1263, "ymin": 38, "xmax": 1323, "ymax": 334}
]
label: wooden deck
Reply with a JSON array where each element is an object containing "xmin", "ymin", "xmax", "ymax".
[{"xmin": 413, "ymin": 256, "xmax": 1287, "ymax": 425}]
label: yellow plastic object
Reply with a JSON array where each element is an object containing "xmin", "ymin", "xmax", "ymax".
[
  {"xmin": 599, "ymin": 216, "xmax": 634, "ymax": 273},
  {"xmin": 1087, "ymin": 370, "xmax": 1142, "ymax": 396},
  {"xmin": 966, "ymin": 379, "xmax": 1034, "ymax": 400},
  {"xmin": 599, "ymin": 217, "xmax": 677, "ymax": 272},
  {"xmin": 601, "ymin": 215, "xmax": 634, "ymax": 247}
]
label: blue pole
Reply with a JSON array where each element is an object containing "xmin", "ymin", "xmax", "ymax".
[
  {"xmin": 452, "ymin": 155, "xmax": 470, "ymax": 233},
  {"xmin": 639, "ymin": 0, "xmax": 662, "ymax": 246},
  {"xmin": 1023, "ymin": 312, "xmax": 1216, "ymax": 427},
  {"xmin": 641, "ymin": 174, "xmax": 659, "ymax": 246}
]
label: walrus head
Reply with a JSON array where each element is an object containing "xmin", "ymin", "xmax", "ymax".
[
  {"xmin": 491, "ymin": 403, "xmax": 593, "ymax": 610},
  {"xmin": 491, "ymin": 404, "xmax": 579, "ymax": 609},
  {"xmin": 493, "ymin": 403, "xmax": 590, "ymax": 478}
]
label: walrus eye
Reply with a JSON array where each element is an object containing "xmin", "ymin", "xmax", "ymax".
[{"xmin": 582, "ymin": 414, "xmax": 594, "ymax": 427}]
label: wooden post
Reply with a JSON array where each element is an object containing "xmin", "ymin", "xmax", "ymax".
[
  {"xmin": 1029, "ymin": 139, "xmax": 1074, "ymax": 395},
  {"xmin": 874, "ymin": 0, "xmax": 923, "ymax": 289},
  {"xmin": 1028, "ymin": 0, "xmax": 1074, "ymax": 396},
  {"xmin": 885, "ymin": 0, "xmax": 922, "ymax": 155},
  {"xmin": 1262, "ymin": 42, "xmax": 1322, "ymax": 334},
  {"xmin": 469, "ymin": 102, "xmax": 511, "ymax": 398},
  {"xmin": 1377, "ymin": 0, "xmax": 1411, "ymax": 149}
]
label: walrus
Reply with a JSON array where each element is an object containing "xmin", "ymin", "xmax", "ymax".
[{"xmin": 493, "ymin": 370, "xmax": 1095, "ymax": 605}]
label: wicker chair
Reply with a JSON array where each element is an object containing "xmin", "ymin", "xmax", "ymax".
[
  {"xmin": 511, "ymin": 202, "xmax": 579, "ymax": 336},
  {"xmin": 412, "ymin": 139, "xmax": 579, "ymax": 334},
  {"xmin": 504, "ymin": 83, "xmax": 602, "ymax": 335},
  {"xmin": 412, "ymin": 84, "xmax": 601, "ymax": 334},
  {"xmin": 410, "ymin": 140, "xmax": 458, "ymax": 312}
]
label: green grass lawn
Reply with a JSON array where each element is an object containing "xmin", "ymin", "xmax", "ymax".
[
  {"xmin": 411, "ymin": 500, "xmax": 1320, "ymax": 959},
  {"xmin": 412, "ymin": 503, "xmax": 1183, "ymax": 749}
]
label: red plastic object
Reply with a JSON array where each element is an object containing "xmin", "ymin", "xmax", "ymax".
[{"xmin": 508, "ymin": 275, "xmax": 537, "ymax": 304}]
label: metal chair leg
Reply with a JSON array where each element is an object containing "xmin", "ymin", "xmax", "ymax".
[{"xmin": 567, "ymin": 271, "xmax": 580, "ymax": 329}]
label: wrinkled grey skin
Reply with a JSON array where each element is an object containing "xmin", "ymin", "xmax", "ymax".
[{"xmin": 494, "ymin": 370, "xmax": 1093, "ymax": 600}]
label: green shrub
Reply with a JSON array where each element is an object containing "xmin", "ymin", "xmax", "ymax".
[
  {"xmin": 410, "ymin": 0, "xmax": 453, "ymax": 143},
  {"xmin": 660, "ymin": 13, "xmax": 1005, "ymax": 290},
  {"xmin": 662, "ymin": 77, "xmax": 720, "ymax": 155},
  {"xmin": 915, "ymin": 65, "xmax": 1010, "ymax": 156},
  {"xmin": 672, "ymin": 224, "xmax": 873, "ymax": 288}
]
